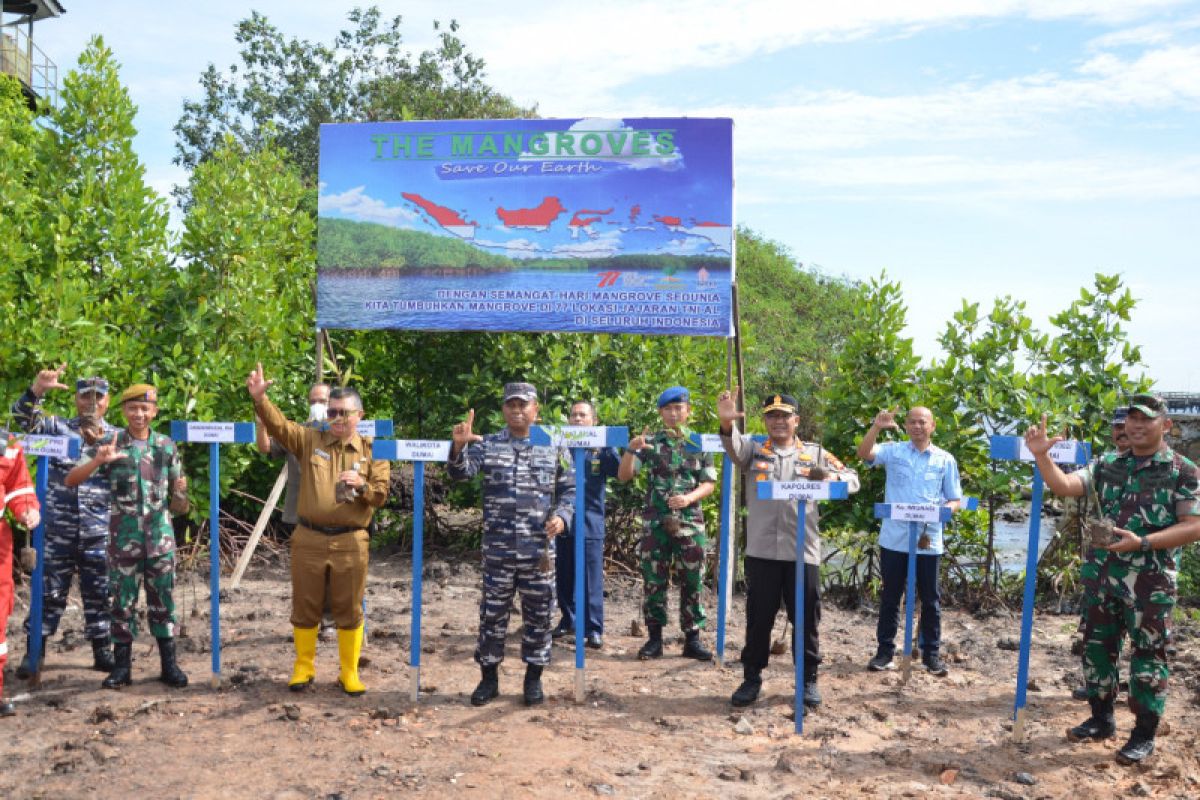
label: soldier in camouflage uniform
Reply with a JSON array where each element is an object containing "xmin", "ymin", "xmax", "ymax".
[
  {"xmin": 1026, "ymin": 394, "xmax": 1200, "ymax": 764},
  {"xmin": 447, "ymin": 382, "xmax": 575, "ymax": 707},
  {"xmin": 66, "ymin": 384, "xmax": 191, "ymax": 690},
  {"xmin": 11, "ymin": 366, "xmax": 118, "ymax": 677},
  {"xmin": 618, "ymin": 386, "xmax": 717, "ymax": 661}
]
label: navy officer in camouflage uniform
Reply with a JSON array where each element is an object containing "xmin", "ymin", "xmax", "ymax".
[
  {"xmin": 1025, "ymin": 395, "xmax": 1200, "ymax": 764},
  {"xmin": 11, "ymin": 365, "xmax": 119, "ymax": 676},
  {"xmin": 618, "ymin": 386, "xmax": 717, "ymax": 661},
  {"xmin": 448, "ymin": 382, "xmax": 575, "ymax": 706},
  {"xmin": 66, "ymin": 383, "xmax": 190, "ymax": 690}
]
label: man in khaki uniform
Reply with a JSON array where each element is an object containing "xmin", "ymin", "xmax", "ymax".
[{"xmin": 246, "ymin": 364, "xmax": 389, "ymax": 695}]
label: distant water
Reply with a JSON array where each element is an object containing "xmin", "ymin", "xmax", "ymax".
[{"xmin": 993, "ymin": 515, "xmax": 1057, "ymax": 573}]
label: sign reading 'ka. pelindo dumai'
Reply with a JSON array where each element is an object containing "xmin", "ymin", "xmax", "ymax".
[{"xmin": 316, "ymin": 118, "xmax": 733, "ymax": 337}]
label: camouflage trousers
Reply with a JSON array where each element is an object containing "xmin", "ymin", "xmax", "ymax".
[
  {"xmin": 109, "ymin": 546, "xmax": 177, "ymax": 644},
  {"xmin": 475, "ymin": 548, "xmax": 554, "ymax": 667},
  {"xmin": 639, "ymin": 524, "xmax": 707, "ymax": 632},
  {"xmin": 23, "ymin": 528, "xmax": 111, "ymax": 640},
  {"xmin": 1080, "ymin": 557, "xmax": 1174, "ymax": 716}
]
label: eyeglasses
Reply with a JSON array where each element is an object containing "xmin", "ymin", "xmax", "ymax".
[{"xmin": 326, "ymin": 408, "xmax": 359, "ymax": 419}]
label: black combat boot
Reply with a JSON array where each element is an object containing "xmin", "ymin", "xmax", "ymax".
[
  {"xmin": 803, "ymin": 667, "xmax": 822, "ymax": 708},
  {"xmin": 470, "ymin": 664, "xmax": 499, "ymax": 706},
  {"xmin": 637, "ymin": 622, "xmax": 663, "ymax": 660},
  {"xmin": 0, "ymin": 698, "xmax": 14, "ymax": 717},
  {"xmin": 15, "ymin": 638, "xmax": 45, "ymax": 680},
  {"xmin": 1116, "ymin": 712, "xmax": 1159, "ymax": 764},
  {"xmin": 157, "ymin": 638, "xmax": 189, "ymax": 688},
  {"xmin": 523, "ymin": 664, "xmax": 545, "ymax": 706},
  {"xmin": 91, "ymin": 637, "xmax": 116, "ymax": 672},
  {"xmin": 731, "ymin": 668, "xmax": 762, "ymax": 707},
  {"xmin": 681, "ymin": 630, "xmax": 713, "ymax": 661},
  {"xmin": 1067, "ymin": 695, "xmax": 1116, "ymax": 742},
  {"xmin": 102, "ymin": 642, "xmax": 133, "ymax": 689}
]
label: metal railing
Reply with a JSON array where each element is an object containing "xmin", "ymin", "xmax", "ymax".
[{"xmin": 0, "ymin": 23, "xmax": 58, "ymax": 108}]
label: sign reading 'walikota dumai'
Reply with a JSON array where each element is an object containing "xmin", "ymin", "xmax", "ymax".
[{"xmin": 316, "ymin": 118, "xmax": 733, "ymax": 337}]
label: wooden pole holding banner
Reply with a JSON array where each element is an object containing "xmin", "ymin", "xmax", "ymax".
[
  {"xmin": 229, "ymin": 466, "xmax": 288, "ymax": 590},
  {"xmin": 757, "ymin": 478, "xmax": 850, "ymax": 735},
  {"xmin": 989, "ymin": 435, "xmax": 1089, "ymax": 742}
]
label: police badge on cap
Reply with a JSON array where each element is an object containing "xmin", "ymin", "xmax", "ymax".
[{"xmin": 762, "ymin": 394, "xmax": 798, "ymax": 414}]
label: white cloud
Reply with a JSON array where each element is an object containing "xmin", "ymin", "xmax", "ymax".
[{"xmin": 318, "ymin": 186, "xmax": 420, "ymax": 226}]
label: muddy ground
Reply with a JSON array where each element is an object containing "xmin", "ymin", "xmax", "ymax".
[{"xmin": 3, "ymin": 547, "xmax": 1200, "ymax": 799}]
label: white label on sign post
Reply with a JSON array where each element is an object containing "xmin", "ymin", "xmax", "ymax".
[
  {"xmin": 185, "ymin": 422, "xmax": 237, "ymax": 443},
  {"xmin": 552, "ymin": 426, "xmax": 607, "ymax": 449},
  {"xmin": 17, "ymin": 435, "xmax": 74, "ymax": 459},
  {"xmin": 762, "ymin": 480, "xmax": 837, "ymax": 501},
  {"xmin": 391, "ymin": 440, "xmax": 452, "ymax": 462},
  {"xmin": 890, "ymin": 503, "xmax": 943, "ymax": 523},
  {"xmin": 1017, "ymin": 440, "xmax": 1081, "ymax": 464},
  {"xmin": 695, "ymin": 434, "xmax": 725, "ymax": 453}
]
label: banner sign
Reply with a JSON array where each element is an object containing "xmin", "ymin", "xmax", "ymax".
[
  {"xmin": 530, "ymin": 425, "xmax": 629, "ymax": 449},
  {"xmin": 756, "ymin": 480, "xmax": 851, "ymax": 501},
  {"xmin": 317, "ymin": 118, "xmax": 734, "ymax": 337}
]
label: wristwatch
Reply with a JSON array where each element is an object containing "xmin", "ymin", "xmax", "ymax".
[{"xmin": 1140, "ymin": 536, "xmax": 1152, "ymax": 552}]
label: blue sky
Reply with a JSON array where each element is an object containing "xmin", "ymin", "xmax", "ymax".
[{"xmin": 30, "ymin": 0, "xmax": 1200, "ymax": 389}]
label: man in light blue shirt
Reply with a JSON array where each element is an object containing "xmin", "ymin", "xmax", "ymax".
[{"xmin": 857, "ymin": 407, "xmax": 962, "ymax": 676}]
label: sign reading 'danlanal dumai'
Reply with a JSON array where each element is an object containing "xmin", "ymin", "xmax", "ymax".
[{"xmin": 317, "ymin": 118, "xmax": 733, "ymax": 337}]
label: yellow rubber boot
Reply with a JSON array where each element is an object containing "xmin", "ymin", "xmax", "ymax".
[
  {"xmin": 288, "ymin": 626, "xmax": 318, "ymax": 691},
  {"xmin": 337, "ymin": 624, "xmax": 366, "ymax": 696}
]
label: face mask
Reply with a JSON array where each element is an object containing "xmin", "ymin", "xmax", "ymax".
[{"xmin": 309, "ymin": 402, "xmax": 328, "ymax": 422}]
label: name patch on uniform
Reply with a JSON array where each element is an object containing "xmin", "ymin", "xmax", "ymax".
[{"xmin": 314, "ymin": 448, "xmax": 331, "ymax": 460}]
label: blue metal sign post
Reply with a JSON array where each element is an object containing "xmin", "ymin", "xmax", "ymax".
[
  {"xmin": 372, "ymin": 438, "xmax": 451, "ymax": 702},
  {"xmin": 532, "ymin": 425, "xmax": 629, "ymax": 703},
  {"xmin": 756, "ymin": 479, "xmax": 850, "ymax": 735},
  {"xmin": 170, "ymin": 421, "xmax": 257, "ymax": 687},
  {"xmin": 14, "ymin": 433, "xmax": 80, "ymax": 683},
  {"xmin": 989, "ymin": 435, "xmax": 1089, "ymax": 741}
]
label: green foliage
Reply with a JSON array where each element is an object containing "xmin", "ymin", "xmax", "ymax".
[
  {"xmin": 173, "ymin": 7, "xmax": 532, "ymax": 192},
  {"xmin": 734, "ymin": 228, "xmax": 857, "ymax": 437}
]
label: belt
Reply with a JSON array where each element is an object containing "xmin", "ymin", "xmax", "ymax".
[{"xmin": 299, "ymin": 517, "xmax": 364, "ymax": 536}]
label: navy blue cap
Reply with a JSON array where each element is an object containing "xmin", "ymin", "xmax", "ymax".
[
  {"xmin": 657, "ymin": 386, "xmax": 690, "ymax": 408},
  {"xmin": 1110, "ymin": 407, "xmax": 1128, "ymax": 425}
]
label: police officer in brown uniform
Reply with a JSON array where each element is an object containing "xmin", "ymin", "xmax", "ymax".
[{"xmin": 246, "ymin": 364, "xmax": 389, "ymax": 695}]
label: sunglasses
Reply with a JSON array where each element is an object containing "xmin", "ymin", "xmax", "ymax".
[{"xmin": 326, "ymin": 408, "xmax": 359, "ymax": 419}]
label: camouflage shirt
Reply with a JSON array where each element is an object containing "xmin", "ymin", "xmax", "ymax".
[
  {"xmin": 1080, "ymin": 443, "xmax": 1200, "ymax": 572},
  {"xmin": 80, "ymin": 430, "xmax": 185, "ymax": 557},
  {"xmin": 630, "ymin": 428, "xmax": 718, "ymax": 531},
  {"xmin": 447, "ymin": 429, "xmax": 576, "ymax": 558},
  {"xmin": 10, "ymin": 388, "xmax": 118, "ymax": 535}
]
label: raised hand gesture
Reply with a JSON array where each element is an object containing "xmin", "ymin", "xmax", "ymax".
[
  {"xmin": 94, "ymin": 442, "xmax": 127, "ymax": 465},
  {"xmin": 872, "ymin": 409, "xmax": 899, "ymax": 430},
  {"xmin": 1023, "ymin": 414, "xmax": 1064, "ymax": 457},
  {"xmin": 32, "ymin": 363, "xmax": 69, "ymax": 397},
  {"xmin": 246, "ymin": 362, "xmax": 274, "ymax": 401},
  {"xmin": 627, "ymin": 425, "xmax": 652, "ymax": 452},
  {"xmin": 452, "ymin": 409, "xmax": 484, "ymax": 450},
  {"xmin": 717, "ymin": 387, "xmax": 744, "ymax": 428}
]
